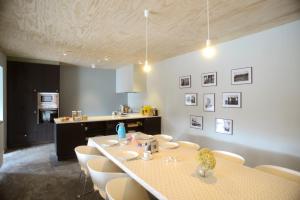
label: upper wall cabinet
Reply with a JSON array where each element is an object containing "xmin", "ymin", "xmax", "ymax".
[{"xmin": 116, "ymin": 64, "xmax": 146, "ymax": 93}]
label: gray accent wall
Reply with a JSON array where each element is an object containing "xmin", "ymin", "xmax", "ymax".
[
  {"xmin": 129, "ymin": 20, "xmax": 300, "ymax": 170},
  {"xmin": 60, "ymin": 64, "xmax": 127, "ymax": 116}
]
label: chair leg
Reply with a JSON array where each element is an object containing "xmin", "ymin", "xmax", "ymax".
[
  {"xmin": 77, "ymin": 176, "xmax": 94, "ymax": 199},
  {"xmin": 78, "ymin": 171, "xmax": 83, "ymax": 183}
]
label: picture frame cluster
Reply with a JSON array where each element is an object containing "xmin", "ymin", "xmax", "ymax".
[{"xmin": 179, "ymin": 67, "xmax": 252, "ymax": 135}]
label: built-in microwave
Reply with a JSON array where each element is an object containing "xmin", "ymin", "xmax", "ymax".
[
  {"xmin": 38, "ymin": 92, "xmax": 59, "ymax": 109},
  {"xmin": 37, "ymin": 92, "xmax": 59, "ymax": 124}
]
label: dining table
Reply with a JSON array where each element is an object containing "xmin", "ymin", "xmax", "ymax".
[{"xmin": 88, "ymin": 134, "xmax": 300, "ymax": 200}]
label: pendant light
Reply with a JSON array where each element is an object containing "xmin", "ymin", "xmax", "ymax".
[
  {"xmin": 143, "ymin": 9, "xmax": 151, "ymax": 73},
  {"xmin": 202, "ymin": 0, "xmax": 216, "ymax": 59}
]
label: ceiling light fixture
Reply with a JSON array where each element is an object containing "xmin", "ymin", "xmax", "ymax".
[
  {"xmin": 143, "ymin": 9, "xmax": 151, "ymax": 73},
  {"xmin": 104, "ymin": 56, "xmax": 110, "ymax": 61},
  {"xmin": 63, "ymin": 52, "xmax": 67, "ymax": 56},
  {"xmin": 91, "ymin": 64, "xmax": 96, "ymax": 68},
  {"xmin": 202, "ymin": 0, "xmax": 216, "ymax": 59}
]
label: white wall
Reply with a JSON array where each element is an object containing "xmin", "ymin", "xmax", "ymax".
[
  {"xmin": 0, "ymin": 51, "xmax": 6, "ymax": 167},
  {"xmin": 60, "ymin": 64, "xmax": 127, "ymax": 116},
  {"xmin": 129, "ymin": 20, "xmax": 300, "ymax": 169}
]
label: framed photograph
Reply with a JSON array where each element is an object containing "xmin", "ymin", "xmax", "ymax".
[
  {"xmin": 190, "ymin": 115, "xmax": 203, "ymax": 129},
  {"xmin": 185, "ymin": 93, "xmax": 197, "ymax": 106},
  {"xmin": 203, "ymin": 93, "xmax": 215, "ymax": 112},
  {"xmin": 216, "ymin": 118, "xmax": 233, "ymax": 135},
  {"xmin": 202, "ymin": 72, "xmax": 217, "ymax": 87},
  {"xmin": 222, "ymin": 92, "xmax": 241, "ymax": 108},
  {"xmin": 179, "ymin": 75, "xmax": 191, "ymax": 88},
  {"xmin": 231, "ymin": 67, "xmax": 252, "ymax": 85}
]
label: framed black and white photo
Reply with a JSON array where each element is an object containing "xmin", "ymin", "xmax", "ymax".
[
  {"xmin": 216, "ymin": 118, "xmax": 233, "ymax": 135},
  {"xmin": 203, "ymin": 93, "xmax": 215, "ymax": 112},
  {"xmin": 202, "ymin": 72, "xmax": 217, "ymax": 87},
  {"xmin": 231, "ymin": 67, "xmax": 252, "ymax": 85},
  {"xmin": 185, "ymin": 93, "xmax": 197, "ymax": 106},
  {"xmin": 222, "ymin": 92, "xmax": 241, "ymax": 108},
  {"xmin": 179, "ymin": 75, "xmax": 191, "ymax": 88},
  {"xmin": 190, "ymin": 115, "xmax": 203, "ymax": 129}
]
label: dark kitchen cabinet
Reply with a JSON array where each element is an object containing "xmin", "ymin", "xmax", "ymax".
[
  {"xmin": 55, "ymin": 123, "xmax": 85, "ymax": 161},
  {"xmin": 55, "ymin": 121, "xmax": 108, "ymax": 160},
  {"xmin": 55, "ymin": 117, "xmax": 161, "ymax": 160},
  {"xmin": 7, "ymin": 61, "xmax": 60, "ymax": 149},
  {"xmin": 143, "ymin": 117, "xmax": 161, "ymax": 135}
]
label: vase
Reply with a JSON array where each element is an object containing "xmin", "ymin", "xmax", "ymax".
[{"xmin": 198, "ymin": 165, "xmax": 209, "ymax": 177}]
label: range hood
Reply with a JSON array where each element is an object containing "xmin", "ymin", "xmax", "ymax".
[{"xmin": 116, "ymin": 64, "xmax": 146, "ymax": 93}]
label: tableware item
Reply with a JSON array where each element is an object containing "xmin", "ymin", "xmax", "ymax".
[
  {"xmin": 160, "ymin": 142, "xmax": 179, "ymax": 149},
  {"xmin": 154, "ymin": 134, "xmax": 173, "ymax": 142},
  {"xmin": 134, "ymin": 134, "xmax": 154, "ymax": 141},
  {"xmin": 119, "ymin": 139, "xmax": 129, "ymax": 146},
  {"xmin": 116, "ymin": 122, "xmax": 126, "ymax": 139},
  {"xmin": 72, "ymin": 111, "xmax": 77, "ymax": 120},
  {"xmin": 142, "ymin": 151, "xmax": 152, "ymax": 160},
  {"xmin": 82, "ymin": 115, "xmax": 88, "ymax": 120},
  {"xmin": 112, "ymin": 111, "xmax": 118, "ymax": 116},
  {"xmin": 144, "ymin": 139, "xmax": 159, "ymax": 153},
  {"xmin": 101, "ymin": 139, "xmax": 119, "ymax": 147},
  {"xmin": 116, "ymin": 151, "xmax": 139, "ymax": 161}
]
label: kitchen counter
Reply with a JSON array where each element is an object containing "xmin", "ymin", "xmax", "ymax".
[
  {"xmin": 54, "ymin": 114, "xmax": 161, "ymax": 161},
  {"xmin": 54, "ymin": 113, "xmax": 160, "ymax": 124}
]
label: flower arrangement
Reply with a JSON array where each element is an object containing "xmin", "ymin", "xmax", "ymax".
[{"xmin": 197, "ymin": 148, "xmax": 216, "ymax": 177}]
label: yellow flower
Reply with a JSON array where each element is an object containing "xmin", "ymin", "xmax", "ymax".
[{"xmin": 197, "ymin": 148, "xmax": 216, "ymax": 170}]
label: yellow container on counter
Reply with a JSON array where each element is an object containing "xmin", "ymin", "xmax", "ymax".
[{"xmin": 141, "ymin": 105, "xmax": 153, "ymax": 116}]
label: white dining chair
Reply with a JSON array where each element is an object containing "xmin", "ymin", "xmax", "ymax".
[
  {"xmin": 177, "ymin": 141, "xmax": 200, "ymax": 150},
  {"xmin": 74, "ymin": 145, "xmax": 102, "ymax": 198},
  {"xmin": 255, "ymin": 165, "xmax": 300, "ymax": 184},
  {"xmin": 106, "ymin": 177, "xmax": 150, "ymax": 200},
  {"xmin": 87, "ymin": 156, "xmax": 127, "ymax": 199},
  {"xmin": 154, "ymin": 134, "xmax": 173, "ymax": 142},
  {"xmin": 212, "ymin": 150, "xmax": 245, "ymax": 165}
]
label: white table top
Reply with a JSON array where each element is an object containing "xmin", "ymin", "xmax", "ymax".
[{"xmin": 88, "ymin": 135, "xmax": 300, "ymax": 200}]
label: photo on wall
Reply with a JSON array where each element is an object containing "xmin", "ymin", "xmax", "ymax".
[
  {"xmin": 190, "ymin": 115, "xmax": 203, "ymax": 129},
  {"xmin": 202, "ymin": 72, "xmax": 217, "ymax": 87},
  {"xmin": 185, "ymin": 93, "xmax": 197, "ymax": 106},
  {"xmin": 203, "ymin": 93, "xmax": 215, "ymax": 112},
  {"xmin": 179, "ymin": 75, "xmax": 191, "ymax": 88},
  {"xmin": 216, "ymin": 118, "xmax": 233, "ymax": 135},
  {"xmin": 231, "ymin": 67, "xmax": 252, "ymax": 85},
  {"xmin": 222, "ymin": 92, "xmax": 241, "ymax": 108}
]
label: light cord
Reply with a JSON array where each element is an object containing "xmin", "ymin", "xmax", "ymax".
[{"xmin": 145, "ymin": 11, "xmax": 148, "ymax": 62}]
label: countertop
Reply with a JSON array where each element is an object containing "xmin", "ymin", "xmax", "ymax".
[{"xmin": 54, "ymin": 113, "xmax": 160, "ymax": 124}]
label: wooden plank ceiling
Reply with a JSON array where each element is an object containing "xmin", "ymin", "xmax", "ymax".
[{"xmin": 0, "ymin": 0, "xmax": 300, "ymax": 68}]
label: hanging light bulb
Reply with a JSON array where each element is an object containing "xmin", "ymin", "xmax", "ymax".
[
  {"xmin": 202, "ymin": 0, "xmax": 216, "ymax": 59},
  {"xmin": 202, "ymin": 39, "xmax": 216, "ymax": 59},
  {"xmin": 143, "ymin": 9, "xmax": 151, "ymax": 73},
  {"xmin": 143, "ymin": 60, "xmax": 151, "ymax": 73}
]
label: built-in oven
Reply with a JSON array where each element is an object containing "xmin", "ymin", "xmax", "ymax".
[{"xmin": 37, "ymin": 92, "xmax": 59, "ymax": 124}]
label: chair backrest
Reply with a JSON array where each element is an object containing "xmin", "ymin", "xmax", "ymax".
[
  {"xmin": 255, "ymin": 165, "xmax": 300, "ymax": 184},
  {"xmin": 106, "ymin": 177, "xmax": 150, "ymax": 200},
  {"xmin": 87, "ymin": 157, "xmax": 127, "ymax": 193},
  {"xmin": 75, "ymin": 146, "xmax": 101, "ymax": 174},
  {"xmin": 212, "ymin": 150, "xmax": 245, "ymax": 165},
  {"xmin": 178, "ymin": 141, "xmax": 200, "ymax": 150}
]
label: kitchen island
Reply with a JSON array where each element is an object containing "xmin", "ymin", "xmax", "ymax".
[{"xmin": 54, "ymin": 114, "xmax": 161, "ymax": 161}]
